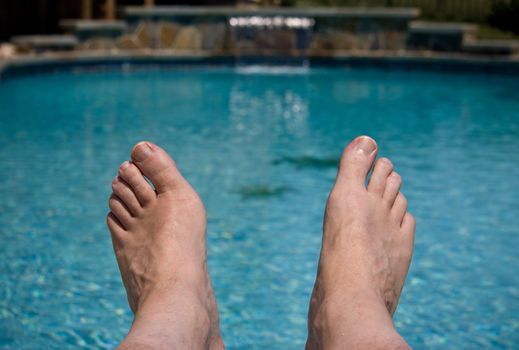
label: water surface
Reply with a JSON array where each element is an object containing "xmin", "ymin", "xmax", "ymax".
[{"xmin": 0, "ymin": 67, "xmax": 518, "ymax": 349}]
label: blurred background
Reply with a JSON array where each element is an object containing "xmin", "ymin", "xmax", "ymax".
[{"xmin": 1, "ymin": 0, "xmax": 519, "ymax": 42}]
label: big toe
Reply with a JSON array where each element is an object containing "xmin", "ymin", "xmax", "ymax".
[
  {"xmin": 131, "ymin": 141, "xmax": 186, "ymax": 193},
  {"xmin": 336, "ymin": 136, "xmax": 377, "ymax": 188}
]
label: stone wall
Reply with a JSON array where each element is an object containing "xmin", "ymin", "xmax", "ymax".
[
  {"xmin": 115, "ymin": 7, "xmax": 420, "ymax": 56},
  {"xmin": 311, "ymin": 17, "xmax": 411, "ymax": 53},
  {"xmin": 117, "ymin": 20, "xmax": 228, "ymax": 53}
]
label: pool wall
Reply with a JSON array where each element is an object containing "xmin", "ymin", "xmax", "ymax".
[{"xmin": 2, "ymin": 52, "xmax": 519, "ymax": 81}]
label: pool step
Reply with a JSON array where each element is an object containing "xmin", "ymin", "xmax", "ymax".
[
  {"xmin": 10, "ymin": 35, "xmax": 78, "ymax": 53},
  {"xmin": 463, "ymin": 40, "xmax": 519, "ymax": 55},
  {"xmin": 60, "ymin": 20, "xmax": 127, "ymax": 41},
  {"xmin": 407, "ymin": 21, "xmax": 477, "ymax": 52}
]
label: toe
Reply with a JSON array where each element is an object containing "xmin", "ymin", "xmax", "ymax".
[
  {"xmin": 112, "ymin": 175, "xmax": 141, "ymax": 216},
  {"xmin": 401, "ymin": 212, "xmax": 416, "ymax": 249},
  {"xmin": 106, "ymin": 213, "xmax": 127, "ymax": 247},
  {"xmin": 107, "ymin": 212, "xmax": 126, "ymax": 234},
  {"xmin": 402, "ymin": 212, "xmax": 416, "ymax": 232},
  {"xmin": 367, "ymin": 157, "xmax": 393, "ymax": 195},
  {"xmin": 131, "ymin": 141, "xmax": 186, "ymax": 194},
  {"xmin": 336, "ymin": 136, "xmax": 377, "ymax": 188},
  {"xmin": 118, "ymin": 161, "xmax": 156, "ymax": 206},
  {"xmin": 383, "ymin": 172, "xmax": 402, "ymax": 206},
  {"xmin": 108, "ymin": 194, "xmax": 133, "ymax": 229},
  {"xmin": 392, "ymin": 192, "xmax": 408, "ymax": 225}
]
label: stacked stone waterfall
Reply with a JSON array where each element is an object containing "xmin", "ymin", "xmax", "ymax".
[
  {"xmin": 229, "ymin": 15, "xmax": 315, "ymax": 57},
  {"xmin": 119, "ymin": 7, "xmax": 420, "ymax": 56}
]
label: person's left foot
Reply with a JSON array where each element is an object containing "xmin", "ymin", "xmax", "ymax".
[
  {"xmin": 107, "ymin": 141, "xmax": 224, "ymax": 350},
  {"xmin": 306, "ymin": 136, "xmax": 415, "ymax": 350}
]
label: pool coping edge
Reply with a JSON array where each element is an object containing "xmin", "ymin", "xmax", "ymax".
[{"xmin": 2, "ymin": 51, "xmax": 519, "ymax": 79}]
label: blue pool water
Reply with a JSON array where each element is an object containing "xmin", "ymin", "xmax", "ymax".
[{"xmin": 0, "ymin": 66, "xmax": 518, "ymax": 349}]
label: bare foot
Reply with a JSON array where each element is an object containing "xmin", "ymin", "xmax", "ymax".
[
  {"xmin": 107, "ymin": 142, "xmax": 224, "ymax": 350},
  {"xmin": 306, "ymin": 136, "xmax": 415, "ymax": 350}
]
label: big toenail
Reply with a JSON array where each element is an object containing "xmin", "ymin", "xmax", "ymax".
[
  {"xmin": 120, "ymin": 161, "xmax": 130, "ymax": 171},
  {"xmin": 356, "ymin": 136, "xmax": 376, "ymax": 155},
  {"xmin": 133, "ymin": 142, "xmax": 154, "ymax": 162}
]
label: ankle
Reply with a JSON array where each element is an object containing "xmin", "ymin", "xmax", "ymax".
[
  {"xmin": 308, "ymin": 290, "xmax": 406, "ymax": 350},
  {"xmin": 123, "ymin": 284, "xmax": 215, "ymax": 348},
  {"xmin": 135, "ymin": 263, "xmax": 210, "ymax": 310},
  {"xmin": 123, "ymin": 304, "xmax": 212, "ymax": 350}
]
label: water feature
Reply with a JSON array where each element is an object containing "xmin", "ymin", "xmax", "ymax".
[{"xmin": 229, "ymin": 15, "xmax": 315, "ymax": 62}]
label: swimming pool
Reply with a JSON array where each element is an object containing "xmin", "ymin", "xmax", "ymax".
[{"xmin": 0, "ymin": 66, "xmax": 518, "ymax": 349}]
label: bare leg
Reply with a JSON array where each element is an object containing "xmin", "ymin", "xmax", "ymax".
[
  {"xmin": 306, "ymin": 136, "xmax": 415, "ymax": 350},
  {"xmin": 106, "ymin": 142, "xmax": 224, "ymax": 350}
]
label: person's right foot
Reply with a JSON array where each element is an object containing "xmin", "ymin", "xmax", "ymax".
[
  {"xmin": 107, "ymin": 142, "xmax": 224, "ymax": 350},
  {"xmin": 306, "ymin": 136, "xmax": 415, "ymax": 350}
]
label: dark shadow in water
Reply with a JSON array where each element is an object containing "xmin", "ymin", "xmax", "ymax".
[
  {"xmin": 495, "ymin": 88, "xmax": 519, "ymax": 101},
  {"xmin": 273, "ymin": 155, "xmax": 339, "ymax": 169},
  {"xmin": 238, "ymin": 185, "xmax": 293, "ymax": 200}
]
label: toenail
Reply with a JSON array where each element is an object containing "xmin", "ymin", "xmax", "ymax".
[
  {"xmin": 356, "ymin": 136, "xmax": 377, "ymax": 155},
  {"xmin": 390, "ymin": 172, "xmax": 401, "ymax": 181},
  {"xmin": 132, "ymin": 142, "xmax": 154, "ymax": 162},
  {"xmin": 112, "ymin": 176, "xmax": 119, "ymax": 184},
  {"xmin": 120, "ymin": 161, "xmax": 130, "ymax": 171},
  {"xmin": 380, "ymin": 158, "xmax": 392, "ymax": 166}
]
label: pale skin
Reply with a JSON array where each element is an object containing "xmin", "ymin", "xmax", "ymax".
[{"xmin": 107, "ymin": 136, "xmax": 415, "ymax": 349}]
